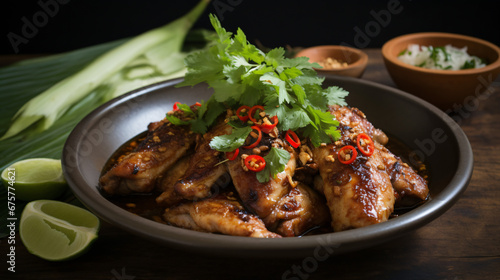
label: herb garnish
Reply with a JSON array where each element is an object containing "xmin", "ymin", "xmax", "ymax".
[{"xmin": 173, "ymin": 14, "xmax": 349, "ymax": 182}]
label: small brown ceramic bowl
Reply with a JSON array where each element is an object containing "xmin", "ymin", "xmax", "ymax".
[
  {"xmin": 295, "ymin": 45, "xmax": 368, "ymax": 78},
  {"xmin": 382, "ymin": 32, "xmax": 500, "ymax": 110}
]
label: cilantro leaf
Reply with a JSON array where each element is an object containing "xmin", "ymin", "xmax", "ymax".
[
  {"xmin": 176, "ymin": 14, "xmax": 349, "ymax": 150},
  {"xmin": 265, "ymin": 48, "xmax": 286, "ymax": 68},
  {"xmin": 202, "ymin": 97, "xmax": 226, "ymax": 127},
  {"xmin": 177, "ymin": 50, "xmax": 224, "ymax": 87},
  {"xmin": 209, "ymin": 126, "xmax": 252, "ymax": 152},
  {"xmin": 166, "ymin": 115, "xmax": 190, "ymax": 126},
  {"xmin": 324, "ymin": 86, "xmax": 349, "ymax": 106},
  {"xmin": 279, "ymin": 105, "xmax": 311, "ymax": 131},
  {"xmin": 302, "ymin": 125, "xmax": 332, "ymax": 147},
  {"xmin": 303, "ymin": 84, "xmax": 328, "ymax": 110},
  {"xmin": 189, "ymin": 118, "xmax": 208, "ymax": 134},
  {"xmin": 302, "ymin": 106, "xmax": 341, "ymax": 146},
  {"xmin": 256, "ymin": 147, "xmax": 291, "ymax": 183},
  {"xmin": 281, "ymin": 67, "xmax": 302, "ymax": 80},
  {"xmin": 176, "ymin": 103, "xmax": 195, "ymax": 116},
  {"xmin": 291, "ymin": 84, "xmax": 306, "ymax": 105},
  {"xmin": 260, "ymin": 73, "xmax": 292, "ymax": 104},
  {"xmin": 209, "ymin": 79, "xmax": 243, "ymax": 102},
  {"xmin": 230, "ymin": 28, "xmax": 265, "ymax": 64},
  {"xmin": 281, "ymin": 56, "xmax": 319, "ymax": 69}
]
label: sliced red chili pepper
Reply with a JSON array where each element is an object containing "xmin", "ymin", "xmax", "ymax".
[
  {"xmin": 285, "ymin": 130, "xmax": 300, "ymax": 148},
  {"xmin": 194, "ymin": 102, "xmax": 202, "ymax": 107},
  {"xmin": 244, "ymin": 155, "xmax": 266, "ymax": 172},
  {"xmin": 260, "ymin": 115, "xmax": 278, "ymax": 134},
  {"xmin": 338, "ymin": 145, "xmax": 357, "ymax": 164},
  {"xmin": 248, "ymin": 105, "xmax": 265, "ymax": 123},
  {"xmin": 225, "ymin": 148, "xmax": 239, "ymax": 161},
  {"xmin": 173, "ymin": 101, "xmax": 182, "ymax": 111},
  {"xmin": 236, "ymin": 105, "xmax": 251, "ymax": 122},
  {"xmin": 356, "ymin": 133, "xmax": 375, "ymax": 157},
  {"xmin": 243, "ymin": 126, "xmax": 262, "ymax": 149}
]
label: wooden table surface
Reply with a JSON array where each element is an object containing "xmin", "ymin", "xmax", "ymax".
[{"xmin": 1, "ymin": 49, "xmax": 499, "ymax": 280}]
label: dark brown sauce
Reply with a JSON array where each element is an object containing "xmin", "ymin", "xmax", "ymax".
[
  {"xmin": 100, "ymin": 131, "xmax": 430, "ymax": 232},
  {"xmin": 384, "ymin": 134, "xmax": 430, "ymax": 217}
]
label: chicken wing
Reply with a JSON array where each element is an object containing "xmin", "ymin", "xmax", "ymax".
[
  {"xmin": 156, "ymin": 118, "xmax": 232, "ymax": 207},
  {"xmin": 329, "ymin": 105, "xmax": 388, "ymax": 146},
  {"xmin": 226, "ymin": 146, "xmax": 296, "ymax": 227},
  {"xmin": 329, "ymin": 105, "xmax": 429, "ymax": 205},
  {"xmin": 314, "ymin": 142, "xmax": 395, "ymax": 231},
  {"xmin": 314, "ymin": 105, "xmax": 429, "ymax": 231},
  {"xmin": 155, "ymin": 155, "xmax": 192, "ymax": 193},
  {"xmin": 376, "ymin": 143, "xmax": 429, "ymax": 205},
  {"xmin": 163, "ymin": 193, "xmax": 282, "ymax": 238},
  {"xmin": 272, "ymin": 183, "xmax": 330, "ymax": 237},
  {"xmin": 99, "ymin": 119, "xmax": 196, "ymax": 195},
  {"xmin": 226, "ymin": 138, "xmax": 327, "ymax": 236}
]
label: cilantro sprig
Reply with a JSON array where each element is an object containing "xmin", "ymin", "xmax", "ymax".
[
  {"xmin": 256, "ymin": 147, "xmax": 291, "ymax": 183},
  {"xmin": 174, "ymin": 14, "xmax": 349, "ymax": 182},
  {"xmin": 209, "ymin": 126, "xmax": 252, "ymax": 152},
  {"xmin": 177, "ymin": 14, "xmax": 348, "ymax": 145}
]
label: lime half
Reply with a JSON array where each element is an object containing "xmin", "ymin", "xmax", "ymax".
[
  {"xmin": 20, "ymin": 200, "xmax": 100, "ymax": 261},
  {"xmin": 1, "ymin": 158, "xmax": 68, "ymax": 201}
]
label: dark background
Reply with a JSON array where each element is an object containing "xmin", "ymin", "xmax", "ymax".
[{"xmin": 2, "ymin": 0, "xmax": 499, "ymax": 55}]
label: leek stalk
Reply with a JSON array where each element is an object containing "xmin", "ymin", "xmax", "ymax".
[
  {"xmin": 0, "ymin": 1, "xmax": 211, "ymax": 238},
  {"xmin": 1, "ymin": 0, "xmax": 210, "ymax": 139}
]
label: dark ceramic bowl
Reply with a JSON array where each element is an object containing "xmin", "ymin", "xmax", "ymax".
[{"xmin": 62, "ymin": 75, "xmax": 473, "ymax": 258}]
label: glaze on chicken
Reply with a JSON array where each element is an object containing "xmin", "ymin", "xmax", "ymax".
[
  {"xmin": 312, "ymin": 105, "xmax": 428, "ymax": 231},
  {"xmin": 100, "ymin": 105, "xmax": 429, "ymax": 237},
  {"xmin": 164, "ymin": 192, "xmax": 281, "ymax": 238},
  {"xmin": 99, "ymin": 118, "xmax": 196, "ymax": 195},
  {"xmin": 156, "ymin": 118, "xmax": 232, "ymax": 207}
]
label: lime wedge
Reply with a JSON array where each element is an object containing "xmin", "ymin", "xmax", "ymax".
[
  {"xmin": 1, "ymin": 158, "xmax": 68, "ymax": 201},
  {"xmin": 20, "ymin": 200, "xmax": 100, "ymax": 261}
]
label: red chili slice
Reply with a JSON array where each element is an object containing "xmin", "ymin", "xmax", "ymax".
[
  {"xmin": 338, "ymin": 145, "xmax": 357, "ymax": 164},
  {"xmin": 244, "ymin": 155, "xmax": 266, "ymax": 172},
  {"xmin": 226, "ymin": 148, "xmax": 239, "ymax": 161},
  {"xmin": 260, "ymin": 116, "xmax": 278, "ymax": 134},
  {"xmin": 356, "ymin": 133, "xmax": 375, "ymax": 157},
  {"xmin": 236, "ymin": 105, "xmax": 251, "ymax": 122},
  {"xmin": 285, "ymin": 130, "xmax": 300, "ymax": 148},
  {"xmin": 194, "ymin": 102, "xmax": 202, "ymax": 107},
  {"xmin": 173, "ymin": 101, "xmax": 182, "ymax": 111},
  {"xmin": 242, "ymin": 126, "xmax": 262, "ymax": 149},
  {"xmin": 248, "ymin": 105, "xmax": 265, "ymax": 123}
]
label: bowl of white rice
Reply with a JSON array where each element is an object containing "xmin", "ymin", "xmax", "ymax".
[{"xmin": 382, "ymin": 32, "xmax": 500, "ymax": 110}]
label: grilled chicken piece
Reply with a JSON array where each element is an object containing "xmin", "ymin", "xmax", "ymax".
[
  {"xmin": 329, "ymin": 105, "xmax": 429, "ymax": 204},
  {"xmin": 314, "ymin": 105, "xmax": 429, "ymax": 231},
  {"xmin": 163, "ymin": 193, "xmax": 282, "ymax": 238},
  {"xmin": 272, "ymin": 183, "xmax": 330, "ymax": 237},
  {"xmin": 227, "ymin": 147, "xmax": 296, "ymax": 228},
  {"xmin": 329, "ymin": 105, "xmax": 389, "ymax": 146},
  {"xmin": 376, "ymin": 143, "xmax": 429, "ymax": 205},
  {"xmin": 314, "ymin": 141, "xmax": 395, "ymax": 231},
  {"xmin": 155, "ymin": 155, "xmax": 192, "ymax": 195},
  {"xmin": 156, "ymin": 119, "xmax": 232, "ymax": 207},
  {"xmin": 100, "ymin": 119, "xmax": 196, "ymax": 195},
  {"xmin": 313, "ymin": 105, "xmax": 395, "ymax": 231},
  {"xmin": 227, "ymin": 138, "xmax": 329, "ymax": 236},
  {"xmin": 228, "ymin": 149, "xmax": 330, "ymax": 236}
]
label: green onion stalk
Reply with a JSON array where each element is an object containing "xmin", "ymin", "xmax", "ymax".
[{"xmin": 1, "ymin": 0, "xmax": 210, "ymax": 140}]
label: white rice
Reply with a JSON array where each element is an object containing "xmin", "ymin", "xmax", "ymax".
[{"xmin": 398, "ymin": 44, "xmax": 486, "ymax": 70}]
